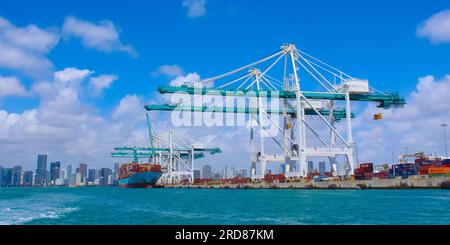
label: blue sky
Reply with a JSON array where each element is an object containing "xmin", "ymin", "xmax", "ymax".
[{"xmin": 1, "ymin": 0, "xmax": 450, "ymax": 171}]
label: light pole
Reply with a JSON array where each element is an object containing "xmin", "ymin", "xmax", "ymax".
[{"xmin": 441, "ymin": 123, "xmax": 448, "ymax": 157}]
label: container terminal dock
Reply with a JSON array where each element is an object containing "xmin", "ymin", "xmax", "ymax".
[{"xmin": 112, "ymin": 44, "xmax": 450, "ymax": 189}]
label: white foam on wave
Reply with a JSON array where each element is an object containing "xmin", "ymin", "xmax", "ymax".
[{"xmin": 0, "ymin": 193, "xmax": 80, "ymax": 225}]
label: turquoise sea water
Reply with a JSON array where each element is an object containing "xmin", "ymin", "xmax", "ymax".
[{"xmin": 0, "ymin": 187, "xmax": 449, "ymax": 225}]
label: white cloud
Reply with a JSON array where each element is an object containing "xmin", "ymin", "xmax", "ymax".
[
  {"xmin": 89, "ymin": 74, "xmax": 117, "ymax": 95},
  {"xmin": 62, "ymin": 16, "xmax": 137, "ymax": 56},
  {"xmin": 417, "ymin": 9, "xmax": 450, "ymax": 44},
  {"xmin": 353, "ymin": 75, "xmax": 450, "ymax": 163},
  {"xmin": 152, "ymin": 65, "xmax": 184, "ymax": 77},
  {"xmin": 0, "ymin": 75, "xmax": 27, "ymax": 97},
  {"xmin": 54, "ymin": 67, "xmax": 92, "ymax": 83},
  {"xmin": 0, "ymin": 67, "xmax": 145, "ymax": 169},
  {"xmin": 112, "ymin": 94, "xmax": 143, "ymax": 121},
  {"xmin": 169, "ymin": 72, "xmax": 201, "ymax": 86},
  {"xmin": 0, "ymin": 16, "xmax": 59, "ymax": 78},
  {"xmin": 182, "ymin": 0, "xmax": 207, "ymax": 18}
]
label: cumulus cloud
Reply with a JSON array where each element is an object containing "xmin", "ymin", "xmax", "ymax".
[
  {"xmin": 169, "ymin": 72, "xmax": 201, "ymax": 86},
  {"xmin": 112, "ymin": 94, "xmax": 144, "ymax": 121},
  {"xmin": 353, "ymin": 75, "xmax": 450, "ymax": 163},
  {"xmin": 62, "ymin": 16, "xmax": 137, "ymax": 56},
  {"xmin": 0, "ymin": 67, "xmax": 145, "ymax": 169},
  {"xmin": 152, "ymin": 64, "xmax": 184, "ymax": 77},
  {"xmin": 0, "ymin": 16, "xmax": 59, "ymax": 78},
  {"xmin": 89, "ymin": 74, "xmax": 118, "ymax": 95},
  {"xmin": 0, "ymin": 75, "xmax": 27, "ymax": 97},
  {"xmin": 182, "ymin": 0, "xmax": 207, "ymax": 18},
  {"xmin": 417, "ymin": 9, "xmax": 450, "ymax": 44}
]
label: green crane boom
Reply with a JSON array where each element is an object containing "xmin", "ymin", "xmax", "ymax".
[
  {"xmin": 156, "ymin": 86, "xmax": 405, "ymax": 109},
  {"xmin": 144, "ymin": 104, "xmax": 355, "ymax": 120}
]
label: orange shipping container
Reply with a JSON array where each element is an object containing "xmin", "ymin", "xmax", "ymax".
[{"xmin": 428, "ymin": 167, "xmax": 450, "ymax": 175}]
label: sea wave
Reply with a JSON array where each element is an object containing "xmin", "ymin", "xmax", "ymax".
[{"xmin": 0, "ymin": 206, "xmax": 79, "ymax": 225}]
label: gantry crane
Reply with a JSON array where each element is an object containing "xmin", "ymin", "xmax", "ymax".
[
  {"xmin": 145, "ymin": 44, "xmax": 405, "ymax": 179},
  {"xmin": 111, "ymin": 113, "xmax": 221, "ymax": 183}
]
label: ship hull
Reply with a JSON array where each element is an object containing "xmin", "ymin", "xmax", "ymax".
[{"xmin": 118, "ymin": 171, "xmax": 163, "ymax": 188}]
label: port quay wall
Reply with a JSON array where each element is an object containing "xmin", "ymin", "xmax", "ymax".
[{"xmin": 166, "ymin": 177, "xmax": 450, "ymax": 189}]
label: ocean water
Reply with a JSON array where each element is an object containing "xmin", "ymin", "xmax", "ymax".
[{"xmin": 0, "ymin": 187, "xmax": 449, "ymax": 225}]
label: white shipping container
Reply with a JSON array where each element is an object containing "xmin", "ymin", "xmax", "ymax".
[
  {"xmin": 339, "ymin": 79, "xmax": 370, "ymax": 94},
  {"xmin": 304, "ymin": 100, "xmax": 329, "ymax": 109}
]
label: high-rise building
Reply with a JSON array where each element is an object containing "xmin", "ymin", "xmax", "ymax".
[
  {"xmin": 88, "ymin": 168, "xmax": 96, "ymax": 183},
  {"xmin": 4, "ymin": 168, "xmax": 13, "ymax": 186},
  {"xmin": 0, "ymin": 165, "xmax": 5, "ymax": 186},
  {"xmin": 12, "ymin": 165, "xmax": 22, "ymax": 186},
  {"xmin": 50, "ymin": 161, "xmax": 61, "ymax": 182},
  {"xmin": 57, "ymin": 168, "xmax": 67, "ymax": 186},
  {"xmin": 193, "ymin": 170, "xmax": 201, "ymax": 180},
  {"xmin": 67, "ymin": 164, "xmax": 72, "ymax": 176},
  {"xmin": 222, "ymin": 165, "xmax": 229, "ymax": 179},
  {"xmin": 308, "ymin": 161, "xmax": 314, "ymax": 173},
  {"xmin": 77, "ymin": 163, "xmax": 88, "ymax": 180},
  {"xmin": 202, "ymin": 165, "xmax": 212, "ymax": 179},
  {"xmin": 68, "ymin": 174, "xmax": 76, "ymax": 187},
  {"xmin": 22, "ymin": 171, "xmax": 33, "ymax": 186},
  {"xmin": 100, "ymin": 168, "xmax": 112, "ymax": 185},
  {"xmin": 36, "ymin": 154, "xmax": 48, "ymax": 186},
  {"xmin": 319, "ymin": 161, "xmax": 326, "ymax": 176},
  {"xmin": 75, "ymin": 172, "xmax": 82, "ymax": 186},
  {"xmin": 0, "ymin": 166, "xmax": 5, "ymax": 186},
  {"xmin": 240, "ymin": 169, "xmax": 248, "ymax": 178}
]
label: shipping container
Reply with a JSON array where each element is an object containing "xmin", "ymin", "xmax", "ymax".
[
  {"xmin": 428, "ymin": 167, "xmax": 450, "ymax": 175},
  {"xmin": 360, "ymin": 163, "xmax": 374, "ymax": 173}
]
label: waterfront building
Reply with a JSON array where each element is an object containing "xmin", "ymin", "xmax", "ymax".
[
  {"xmin": 100, "ymin": 168, "xmax": 112, "ymax": 185},
  {"xmin": 50, "ymin": 161, "xmax": 61, "ymax": 182},
  {"xmin": 308, "ymin": 161, "xmax": 314, "ymax": 173},
  {"xmin": 68, "ymin": 173, "xmax": 76, "ymax": 187},
  {"xmin": 240, "ymin": 169, "xmax": 248, "ymax": 178},
  {"xmin": 36, "ymin": 154, "xmax": 48, "ymax": 186},
  {"xmin": 4, "ymin": 168, "xmax": 13, "ymax": 186},
  {"xmin": 0, "ymin": 165, "xmax": 4, "ymax": 186},
  {"xmin": 213, "ymin": 172, "xmax": 222, "ymax": 180},
  {"xmin": 75, "ymin": 172, "xmax": 82, "ymax": 186},
  {"xmin": 59, "ymin": 168, "xmax": 67, "ymax": 182},
  {"xmin": 113, "ymin": 163, "xmax": 119, "ymax": 178},
  {"xmin": 202, "ymin": 165, "xmax": 212, "ymax": 179},
  {"xmin": 78, "ymin": 163, "xmax": 88, "ymax": 180},
  {"xmin": 12, "ymin": 165, "xmax": 22, "ymax": 186},
  {"xmin": 88, "ymin": 168, "xmax": 96, "ymax": 183},
  {"xmin": 193, "ymin": 170, "xmax": 201, "ymax": 180},
  {"xmin": 22, "ymin": 171, "xmax": 33, "ymax": 186},
  {"xmin": 319, "ymin": 161, "xmax": 326, "ymax": 176}
]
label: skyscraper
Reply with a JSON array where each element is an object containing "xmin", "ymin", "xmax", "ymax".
[
  {"xmin": 202, "ymin": 165, "xmax": 212, "ymax": 179},
  {"xmin": 193, "ymin": 170, "xmax": 201, "ymax": 180},
  {"xmin": 0, "ymin": 166, "xmax": 4, "ymax": 186},
  {"xmin": 4, "ymin": 168, "xmax": 13, "ymax": 186},
  {"xmin": 308, "ymin": 161, "xmax": 314, "ymax": 173},
  {"xmin": 240, "ymin": 169, "xmax": 248, "ymax": 178},
  {"xmin": 78, "ymin": 163, "xmax": 88, "ymax": 180},
  {"xmin": 100, "ymin": 168, "xmax": 112, "ymax": 185},
  {"xmin": 319, "ymin": 161, "xmax": 326, "ymax": 176},
  {"xmin": 12, "ymin": 165, "xmax": 22, "ymax": 186},
  {"xmin": 36, "ymin": 154, "xmax": 48, "ymax": 186},
  {"xmin": 50, "ymin": 161, "xmax": 61, "ymax": 182},
  {"xmin": 22, "ymin": 171, "xmax": 33, "ymax": 186},
  {"xmin": 88, "ymin": 168, "xmax": 96, "ymax": 183}
]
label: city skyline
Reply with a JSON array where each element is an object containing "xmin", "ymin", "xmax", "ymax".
[
  {"xmin": 1, "ymin": 1, "xmax": 450, "ymax": 171},
  {"xmin": 0, "ymin": 153, "xmax": 119, "ymax": 187}
]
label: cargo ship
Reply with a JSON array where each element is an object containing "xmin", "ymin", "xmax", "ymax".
[{"xmin": 118, "ymin": 163, "xmax": 163, "ymax": 188}]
